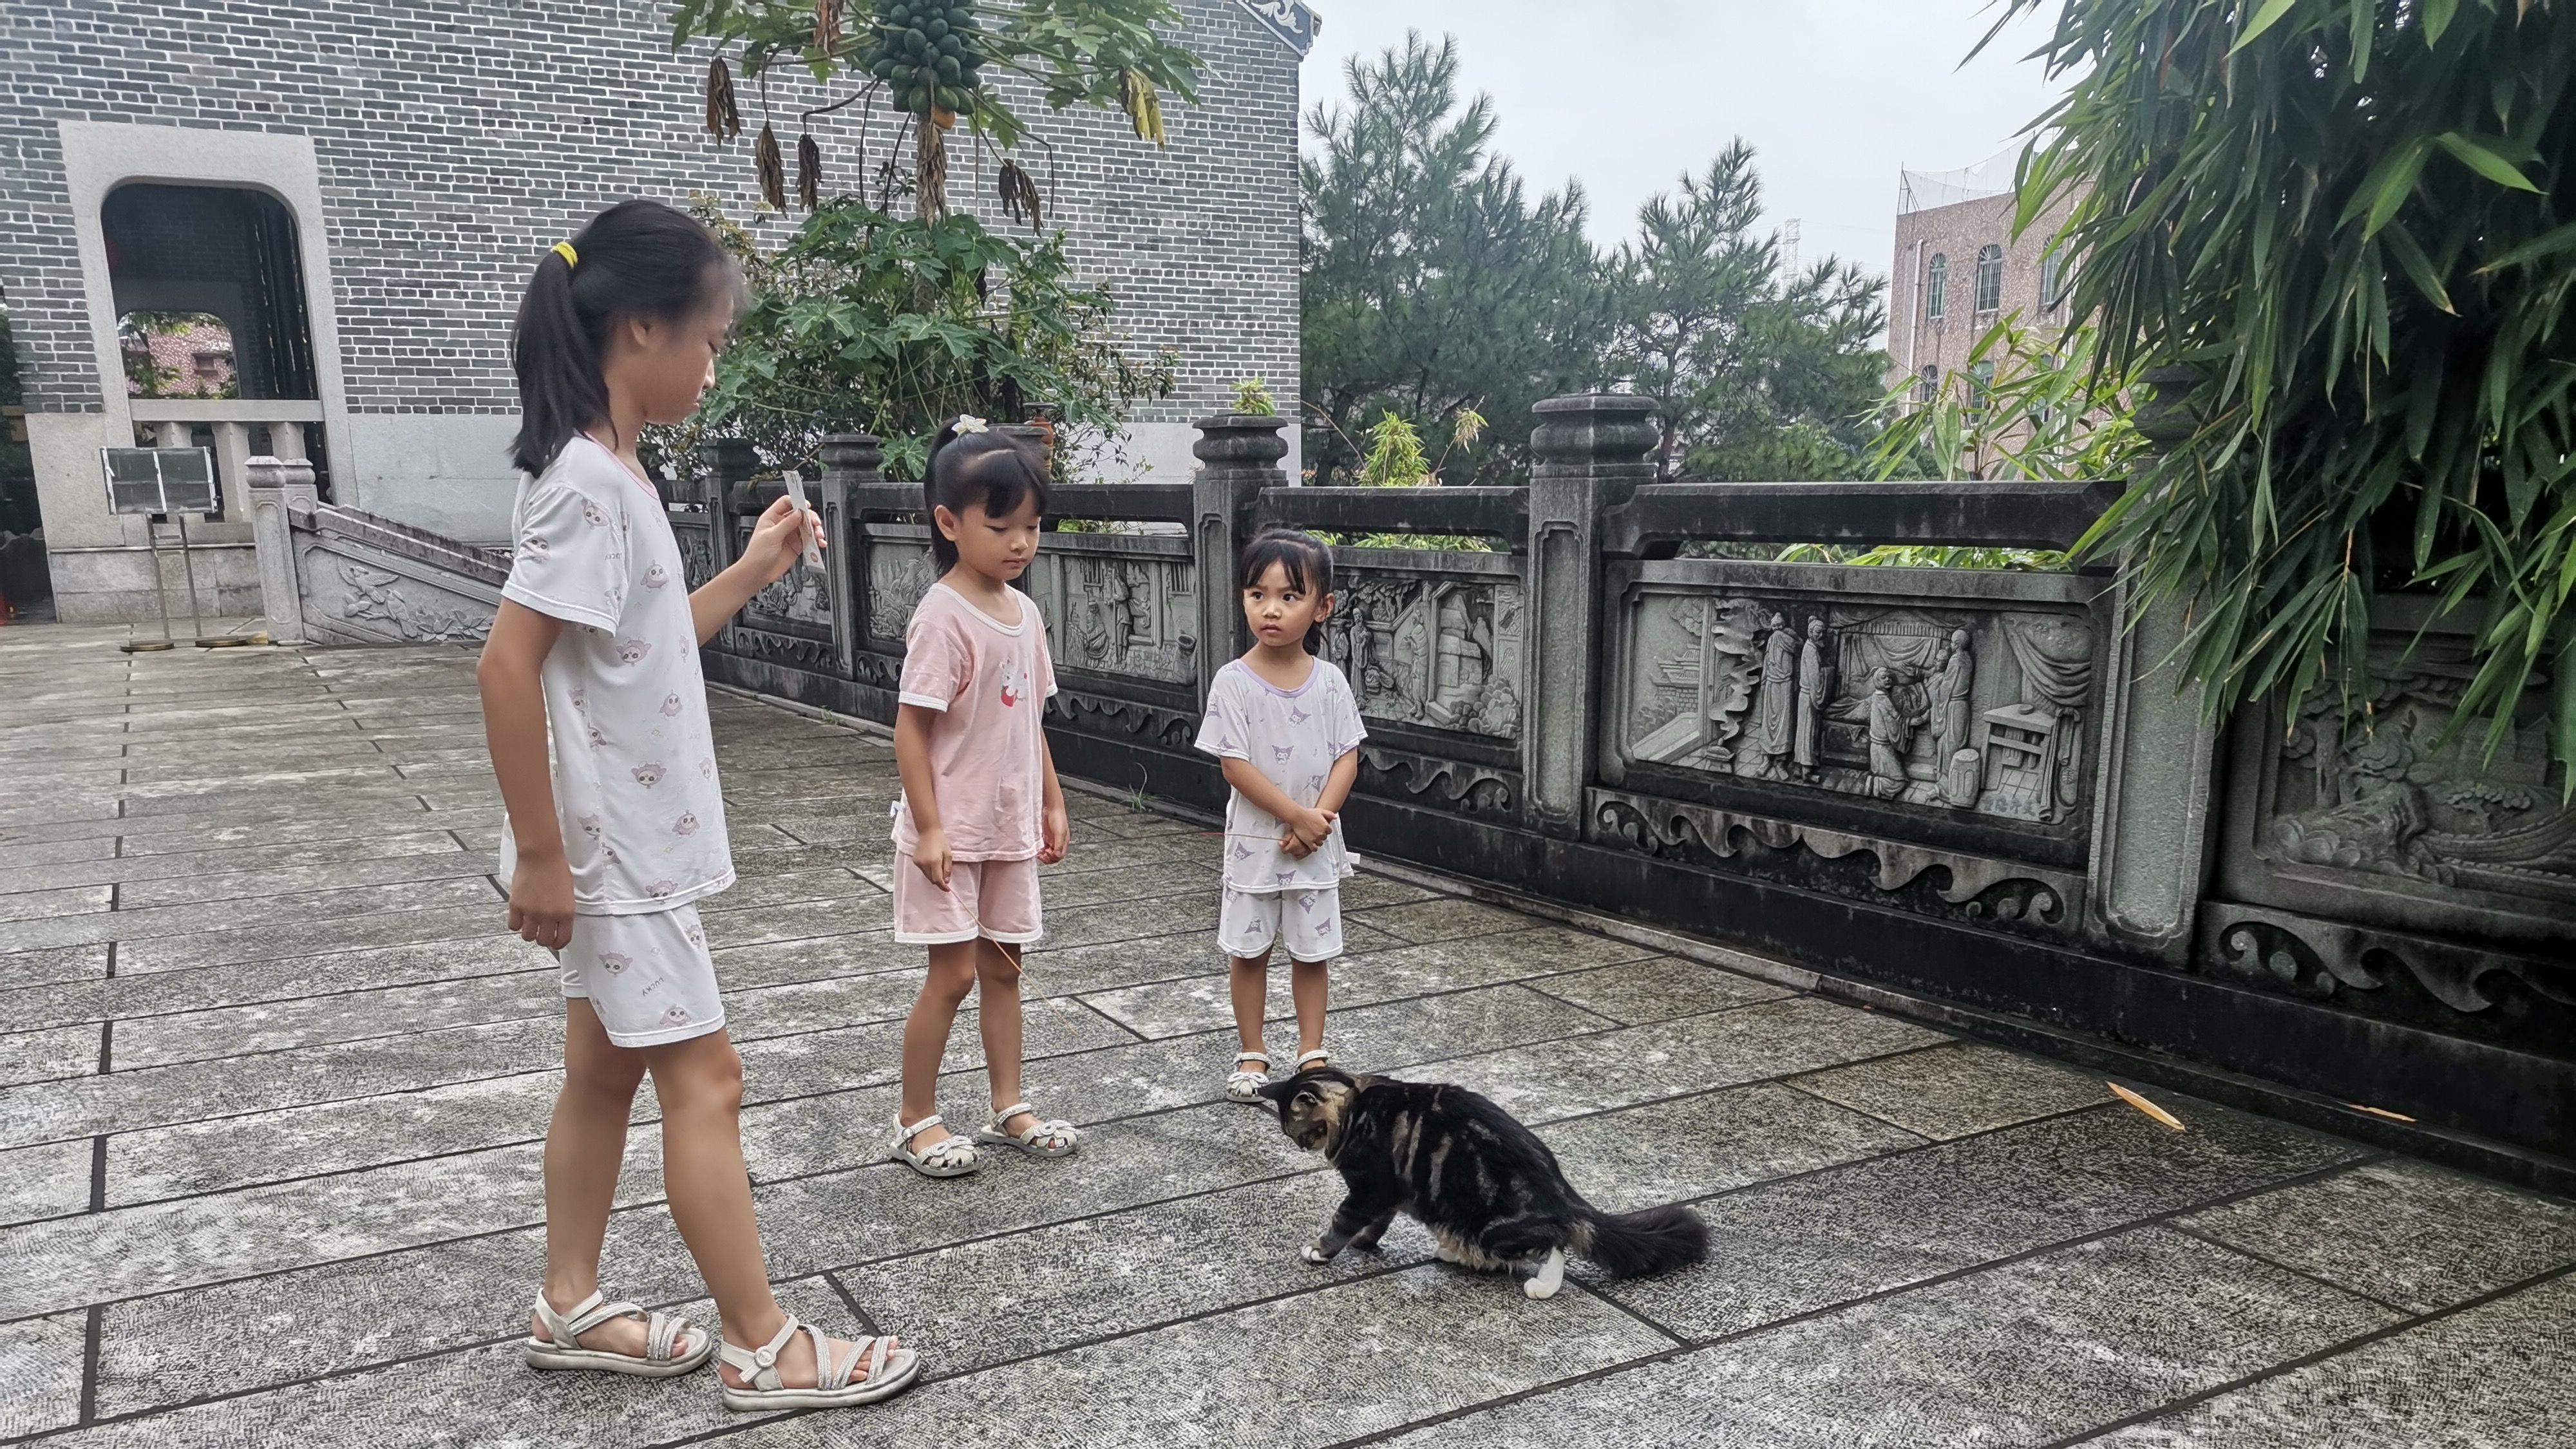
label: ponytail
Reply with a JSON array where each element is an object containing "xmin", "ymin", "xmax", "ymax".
[
  {"xmin": 508, "ymin": 199, "xmax": 743, "ymax": 476},
  {"xmin": 923, "ymin": 419, "xmax": 1049, "ymax": 571}
]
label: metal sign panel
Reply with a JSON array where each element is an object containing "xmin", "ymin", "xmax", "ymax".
[{"xmin": 100, "ymin": 447, "xmax": 220, "ymax": 516}]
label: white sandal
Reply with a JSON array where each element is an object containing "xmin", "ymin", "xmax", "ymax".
[
  {"xmin": 523, "ymin": 1289, "xmax": 714, "ymax": 1377},
  {"xmin": 717, "ymin": 1314, "xmax": 920, "ymax": 1411},
  {"xmin": 890, "ymin": 1113, "xmax": 979, "ymax": 1178},
  {"xmin": 1226, "ymin": 1051, "xmax": 1272, "ymax": 1104},
  {"xmin": 974, "ymin": 1101, "xmax": 1079, "ymax": 1157},
  {"xmin": 1295, "ymin": 1048, "xmax": 1332, "ymax": 1073}
]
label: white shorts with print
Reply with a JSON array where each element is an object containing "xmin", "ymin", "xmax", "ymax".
[
  {"xmin": 559, "ymin": 903, "xmax": 727, "ymax": 1048},
  {"xmin": 1217, "ymin": 885, "xmax": 1344, "ymax": 963}
]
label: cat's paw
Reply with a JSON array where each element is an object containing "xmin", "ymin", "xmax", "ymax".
[
  {"xmin": 1300, "ymin": 1242, "xmax": 1334, "ymax": 1265},
  {"xmin": 1523, "ymin": 1275, "xmax": 1561, "ymax": 1300}
]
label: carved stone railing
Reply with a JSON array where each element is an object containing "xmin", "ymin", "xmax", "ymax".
[
  {"xmin": 665, "ymin": 397, "xmax": 2573, "ymax": 1190},
  {"xmin": 247, "ymin": 455, "xmax": 503, "ymax": 645}
]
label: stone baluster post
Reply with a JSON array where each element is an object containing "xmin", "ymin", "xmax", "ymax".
[
  {"xmin": 697, "ymin": 439, "xmax": 756, "ymax": 650},
  {"xmin": 1190, "ymin": 413, "xmax": 1289, "ymax": 698},
  {"xmin": 245, "ymin": 454, "xmax": 320, "ymax": 644},
  {"xmin": 819, "ymin": 433, "xmax": 883, "ymax": 676},
  {"xmin": 1522, "ymin": 394, "xmax": 1659, "ymax": 838},
  {"xmin": 2085, "ymin": 365, "xmax": 2219, "ymax": 958}
]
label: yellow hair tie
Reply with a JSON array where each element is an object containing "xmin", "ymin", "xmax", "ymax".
[{"xmin": 551, "ymin": 241, "xmax": 579, "ymax": 269}]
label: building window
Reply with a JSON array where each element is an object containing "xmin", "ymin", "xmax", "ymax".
[
  {"xmin": 2040, "ymin": 247, "xmax": 2081, "ymax": 310},
  {"xmin": 1974, "ymin": 244, "xmax": 2003, "ymax": 317},
  {"xmin": 1967, "ymin": 359, "xmax": 1996, "ymax": 417},
  {"xmin": 1915, "ymin": 365, "xmax": 1939, "ymax": 406},
  {"xmin": 1924, "ymin": 253, "xmax": 1948, "ymax": 323}
]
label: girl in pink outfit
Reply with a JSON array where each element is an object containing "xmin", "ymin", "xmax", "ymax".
[{"xmin": 887, "ymin": 419, "xmax": 1078, "ymax": 1179}]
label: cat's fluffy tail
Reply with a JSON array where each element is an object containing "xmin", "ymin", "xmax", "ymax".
[{"xmin": 1576, "ymin": 1203, "xmax": 1709, "ymax": 1277}]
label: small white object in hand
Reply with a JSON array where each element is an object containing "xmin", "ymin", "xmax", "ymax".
[{"xmin": 779, "ymin": 470, "xmax": 823, "ymax": 571}]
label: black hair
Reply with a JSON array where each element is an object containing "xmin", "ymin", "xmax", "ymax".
[
  {"xmin": 1238, "ymin": 527, "xmax": 1335, "ymax": 655},
  {"xmin": 924, "ymin": 421, "xmax": 1050, "ymax": 571},
  {"xmin": 509, "ymin": 199, "xmax": 745, "ymax": 476}
]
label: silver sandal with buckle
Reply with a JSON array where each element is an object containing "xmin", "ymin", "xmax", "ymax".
[
  {"xmin": 974, "ymin": 1100, "xmax": 1079, "ymax": 1157},
  {"xmin": 523, "ymin": 1288, "xmax": 714, "ymax": 1377},
  {"xmin": 890, "ymin": 1113, "xmax": 980, "ymax": 1178},
  {"xmin": 717, "ymin": 1314, "xmax": 920, "ymax": 1411}
]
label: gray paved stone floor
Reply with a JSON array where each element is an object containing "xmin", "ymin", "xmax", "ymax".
[{"xmin": 2, "ymin": 622, "xmax": 2572, "ymax": 1447}]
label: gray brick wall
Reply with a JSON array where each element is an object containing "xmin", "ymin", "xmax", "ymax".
[{"xmin": 0, "ymin": 0, "xmax": 1299, "ymax": 427}]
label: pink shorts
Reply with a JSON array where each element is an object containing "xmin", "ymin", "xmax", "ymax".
[{"xmin": 891, "ymin": 853, "xmax": 1045, "ymax": 946}]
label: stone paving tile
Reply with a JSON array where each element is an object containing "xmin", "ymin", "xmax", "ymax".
[
  {"xmin": 1537, "ymin": 1080, "xmax": 1928, "ymax": 1213},
  {"xmin": 1349, "ymin": 895, "xmax": 1532, "ymax": 943},
  {"xmin": 1379, "ymin": 1226, "xmax": 2396, "ymax": 1449},
  {"xmin": 0, "ymin": 1023, "xmax": 100, "ymax": 1087},
  {"xmin": 3, "ymin": 934, "xmax": 546, "ymax": 1034},
  {"xmin": 0, "ymin": 1138, "xmax": 94, "ymax": 1227},
  {"xmin": 1076, "ymin": 929, "xmax": 1655, "ymax": 1040},
  {"xmin": 0, "ymin": 881, "xmax": 114, "ymax": 924},
  {"xmin": 0, "ymin": 943, "xmax": 110, "ymax": 992},
  {"xmin": 108, "ymin": 847, "xmax": 492, "ymax": 909},
  {"xmin": 0, "ymin": 793, "xmax": 437, "ymax": 850},
  {"xmin": 2178, "ymin": 1157, "xmax": 2576, "ymax": 1314},
  {"xmin": 0, "ymin": 1311, "xmax": 87, "ymax": 1439},
  {"xmin": 2078, "ymin": 1271, "xmax": 2576, "ymax": 1448},
  {"xmin": 1431, "ymin": 996, "xmax": 1946, "ymax": 1124},
  {"xmin": 1788, "ymin": 1039, "xmax": 2113, "ymax": 1139},
  {"xmin": 107, "ymin": 971, "xmax": 566, "ymax": 1069},
  {"xmin": 1595, "ymin": 1101, "xmax": 2367, "ymax": 1341},
  {"xmin": 111, "ymin": 902, "xmax": 501, "ymax": 974},
  {"xmin": 1526, "ymin": 956, "xmax": 1795, "ymax": 1025},
  {"xmin": 3, "ymin": 875, "xmax": 499, "ymax": 951},
  {"xmin": 0, "ymin": 829, "xmax": 468, "ymax": 898}
]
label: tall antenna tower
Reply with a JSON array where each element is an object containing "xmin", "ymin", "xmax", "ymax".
[{"xmin": 1781, "ymin": 218, "xmax": 1801, "ymax": 274}]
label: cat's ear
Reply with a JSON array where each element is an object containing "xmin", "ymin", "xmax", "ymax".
[{"xmin": 1255, "ymin": 1079, "xmax": 1296, "ymax": 1104}]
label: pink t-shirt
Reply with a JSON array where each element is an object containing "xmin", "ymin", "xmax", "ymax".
[{"xmin": 892, "ymin": 581, "xmax": 1057, "ymax": 860}]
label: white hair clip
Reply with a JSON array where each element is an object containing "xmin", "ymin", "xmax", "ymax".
[{"xmin": 952, "ymin": 414, "xmax": 989, "ymax": 435}]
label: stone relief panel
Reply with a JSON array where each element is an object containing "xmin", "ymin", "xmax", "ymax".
[
  {"xmin": 1321, "ymin": 567, "xmax": 1524, "ymax": 741},
  {"xmin": 1620, "ymin": 589, "xmax": 2096, "ymax": 823},
  {"xmin": 2255, "ymin": 642, "xmax": 2573, "ymax": 911},
  {"xmin": 736, "ymin": 517, "xmax": 833, "ymax": 635},
  {"xmin": 672, "ymin": 515, "xmax": 719, "ymax": 592},
  {"xmin": 295, "ymin": 540, "xmax": 498, "ymax": 645},
  {"xmin": 1026, "ymin": 547, "xmax": 1198, "ymax": 685},
  {"xmin": 865, "ymin": 538, "xmax": 940, "ymax": 643}
]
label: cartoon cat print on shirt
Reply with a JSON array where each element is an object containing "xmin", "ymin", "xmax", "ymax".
[
  {"xmin": 659, "ymin": 694, "xmax": 684, "ymax": 717},
  {"xmin": 581, "ymin": 499, "xmax": 611, "ymax": 528},
  {"xmin": 672, "ymin": 813, "xmax": 701, "ymax": 837},
  {"xmin": 632, "ymin": 763, "xmax": 667, "ymax": 788},
  {"xmin": 998, "ymin": 659, "xmax": 1026, "ymax": 708},
  {"xmin": 643, "ymin": 564, "xmax": 670, "ymax": 590},
  {"xmin": 615, "ymin": 638, "xmax": 652, "ymax": 666},
  {"xmin": 1271, "ymin": 744, "xmax": 1297, "ymax": 763},
  {"xmin": 1289, "ymin": 703, "xmax": 1313, "ymax": 726}
]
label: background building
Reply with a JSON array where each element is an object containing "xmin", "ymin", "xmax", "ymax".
[
  {"xmin": 1886, "ymin": 150, "xmax": 2079, "ymax": 409},
  {"xmin": 0, "ymin": 0, "xmax": 1314, "ymax": 622}
]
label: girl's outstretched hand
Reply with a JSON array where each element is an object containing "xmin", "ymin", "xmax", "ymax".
[
  {"xmin": 507, "ymin": 849, "xmax": 577, "ymax": 952},
  {"xmin": 1039, "ymin": 799, "xmax": 1070, "ymax": 864},
  {"xmin": 746, "ymin": 493, "xmax": 823, "ymax": 585}
]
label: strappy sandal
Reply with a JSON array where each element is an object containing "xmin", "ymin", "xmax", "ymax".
[
  {"xmin": 974, "ymin": 1101, "xmax": 1079, "ymax": 1157},
  {"xmin": 523, "ymin": 1288, "xmax": 714, "ymax": 1377},
  {"xmin": 1296, "ymin": 1048, "xmax": 1332, "ymax": 1073},
  {"xmin": 1226, "ymin": 1051, "xmax": 1272, "ymax": 1104},
  {"xmin": 889, "ymin": 1113, "xmax": 979, "ymax": 1178},
  {"xmin": 717, "ymin": 1315, "xmax": 920, "ymax": 1412}
]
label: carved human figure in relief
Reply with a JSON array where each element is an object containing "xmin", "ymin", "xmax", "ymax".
[
  {"xmin": 1750, "ymin": 613, "xmax": 1798, "ymax": 775},
  {"xmin": 1793, "ymin": 617, "xmax": 1828, "ymax": 776},
  {"xmin": 1932, "ymin": 628, "xmax": 1976, "ymax": 759},
  {"xmin": 1428, "ymin": 589, "xmax": 1495, "ymax": 727},
  {"xmin": 1866, "ymin": 667, "xmax": 1929, "ymax": 799}
]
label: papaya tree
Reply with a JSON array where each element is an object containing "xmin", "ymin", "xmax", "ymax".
[{"xmin": 674, "ymin": 0, "xmax": 1201, "ymax": 223}]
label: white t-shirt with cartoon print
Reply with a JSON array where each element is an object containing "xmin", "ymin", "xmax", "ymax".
[
  {"xmin": 1193, "ymin": 656, "xmax": 1367, "ymax": 893},
  {"xmin": 497, "ymin": 435, "xmax": 734, "ymax": 914}
]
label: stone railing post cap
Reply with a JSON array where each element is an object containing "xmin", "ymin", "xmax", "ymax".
[{"xmin": 1534, "ymin": 394, "xmax": 1656, "ymax": 417}]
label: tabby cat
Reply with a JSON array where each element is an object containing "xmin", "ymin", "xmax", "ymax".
[{"xmin": 1258, "ymin": 1066, "xmax": 1709, "ymax": 1299}]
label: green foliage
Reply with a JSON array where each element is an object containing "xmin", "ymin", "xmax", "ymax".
[
  {"xmin": 1868, "ymin": 314, "xmax": 2146, "ymax": 484},
  {"xmin": 673, "ymin": 0, "xmax": 1200, "ymax": 209},
  {"xmin": 2005, "ymin": 0, "xmax": 2576, "ymax": 784},
  {"xmin": 670, "ymin": 198, "xmax": 1173, "ymax": 480},
  {"xmin": 1356, "ymin": 412, "xmax": 1430, "ymax": 488},
  {"xmin": 1230, "ymin": 377, "xmax": 1277, "ymax": 416},
  {"xmin": 1607, "ymin": 142, "xmax": 1888, "ymax": 482},
  {"xmin": 1300, "ymin": 33, "xmax": 1612, "ymax": 486}
]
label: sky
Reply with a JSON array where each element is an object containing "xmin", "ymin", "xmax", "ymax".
[{"xmin": 1297, "ymin": 0, "xmax": 2074, "ymax": 284}]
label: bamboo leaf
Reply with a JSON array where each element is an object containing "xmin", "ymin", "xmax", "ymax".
[
  {"xmin": 2378, "ymin": 224, "xmax": 2454, "ymax": 314},
  {"xmin": 2230, "ymin": 0, "xmax": 2304, "ymax": 55},
  {"xmin": 2435, "ymin": 133, "xmax": 2543, "ymax": 192}
]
